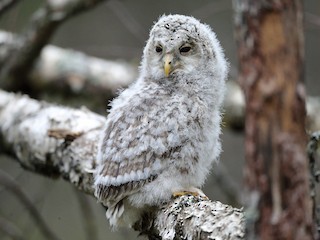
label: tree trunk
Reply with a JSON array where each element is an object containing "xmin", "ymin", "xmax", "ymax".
[{"xmin": 233, "ymin": 0, "xmax": 315, "ymax": 239}]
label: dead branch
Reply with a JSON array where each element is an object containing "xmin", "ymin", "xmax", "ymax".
[
  {"xmin": 0, "ymin": 30, "xmax": 136, "ymax": 98},
  {"xmin": 0, "ymin": 0, "xmax": 21, "ymax": 17},
  {"xmin": 307, "ymin": 97, "xmax": 320, "ymax": 133},
  {"xmin": 0, "ymin": 89, "xmax": 103, "ymax": 193},
  {"xmin": 106, "ymin": 0, "xmax": 147, "ymax": 41},
  {"xmin": 135, "ymin": 195, "xmax": 245, "ymax": 240},
  {"xmin": 0, "ymin": 90, "xmax": 245, "ymax": 239},
  {"xmin": 0, "ymin": 0, "xmax": 107, "ymax": 90}
]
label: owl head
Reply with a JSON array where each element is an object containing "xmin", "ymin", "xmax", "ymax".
[{"xmin": 140, "ymin": 14, "xmax": 228, "ymax": 92}]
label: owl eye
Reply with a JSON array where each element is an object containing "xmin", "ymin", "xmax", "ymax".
[
  {"xmin": 155, "ymin": 46, "xmax": 163, "ymax": 53},
  {"xmin": 180, "ymin": 46, "xmax": 191, "ymax": 54}
]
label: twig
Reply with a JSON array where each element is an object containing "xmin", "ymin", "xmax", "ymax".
[
  {"xmin": 213, "ymin": 163, "xmax": 242, "ymax": 205},
  {"xmin": 0, "ymin": 169, "xmax": 60, "ymax": 240},
  {"xmin": 0, "ymin": 0, "xmax": 107, "ymax": 90},
  {"xmin": 0, "ymin": 30, "xmax": 136, "ymax": 95},
  {"xmin": 106, "ymin": 0, "xmax": 147, "ymax": 42},
  {"xmin": 307, "ymin": 97, "xmax": 320, "ymax": 133},
  {"xmin": 0, "ymin": 0, "xmax": 21, "ymax": 17}
]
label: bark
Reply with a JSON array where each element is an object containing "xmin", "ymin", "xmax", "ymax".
[
  {"xmin": 233, "ymin": 0, "xmax": 315, "ymax": 239},
  {"xmin": 0, "ymin": 89, "xmax": 104, "ymax": 193},
  {"xmin": 0, "ymin": 0, "xmax": 20, "ymax": 17},
  {"xmin": 0, "ymin": 90, "xmax": 245, "ymax": 239},
  {"xmin": 307, "ymin": 131, "xmax": 320, "ymax": 234},
  {"xmin": 136, "ymin": 195, "xmax": 245, "ymax": 240}
]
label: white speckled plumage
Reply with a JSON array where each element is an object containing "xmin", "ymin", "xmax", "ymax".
[{"xmin": 94, "ymin": 14, "xmax": 228, "ymax": 228}]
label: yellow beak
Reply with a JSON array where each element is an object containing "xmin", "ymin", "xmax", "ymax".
[{"xmin": 164, "ymin": 54, "xmax": 174, "ymax": 77}]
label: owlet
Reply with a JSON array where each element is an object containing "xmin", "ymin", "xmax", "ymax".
[{"xmin": 94, "ymin": 14, "xmax": 228, "ymax": 228}]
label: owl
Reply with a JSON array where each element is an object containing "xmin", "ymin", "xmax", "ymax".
[{"xmin": 94, "ymin": 14, "xmax": 228, "ymax": 228}]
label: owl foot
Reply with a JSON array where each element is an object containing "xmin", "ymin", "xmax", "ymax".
[{"xmin": 173, "ymin": 187, "xmax": 208, "ymax": 200}]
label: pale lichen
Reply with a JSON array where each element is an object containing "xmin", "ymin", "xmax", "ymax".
[{"xmin": 156, "ymin": 195, "xmax": 245, "ymax": 240}]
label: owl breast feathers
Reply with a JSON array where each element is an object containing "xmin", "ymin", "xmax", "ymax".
[{"xmin": 94, "ymin": 14, "xmax": 228, "ymax": 228}]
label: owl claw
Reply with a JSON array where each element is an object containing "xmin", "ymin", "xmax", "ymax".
[{"xmin": 172, "ymin": 188, "xmax": 208, "ymax": 200}]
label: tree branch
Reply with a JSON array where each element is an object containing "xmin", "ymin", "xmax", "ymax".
[
  {"xmin": 0, "ymin": 90, "xmax": 245, "ymax": 239},
  {"xmin": 0, "ymin": 0, "xmax": 21, "ymax": 17},
  {"xmin": 135, "ymin": 195, "xmax": 245, "ymax": 240},
  {"xmin": 0, "ymin": 0, "xmax": 107, "ymax": 90},
  {"xmin": 0, "ymin": 30, "xmax": 136, "ymax": 99},
  {"xmin": 1, "ymin": 30, "xmax": 319, "ymax": 131},
  {"xmin": 0, "ymin": 89, "xmax": 104, "ymax": 193}
]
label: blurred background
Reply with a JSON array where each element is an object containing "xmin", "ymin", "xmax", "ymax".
[{"xmin": 0, "ymin": 1, "xmax": 319, "ymax": 239}]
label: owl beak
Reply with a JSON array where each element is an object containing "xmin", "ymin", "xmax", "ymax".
[{"xmin": 164, "ymin": 54, "xmax": 174, "ymax": 77}]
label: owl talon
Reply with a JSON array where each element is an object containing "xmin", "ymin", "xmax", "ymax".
[
  {"xmin": 173, "ymin": 191, "xmax": 196, "ymax": 198},
  {"xmin": 173, "ymin": 190, "xmax": 208, "ymax": 200}
]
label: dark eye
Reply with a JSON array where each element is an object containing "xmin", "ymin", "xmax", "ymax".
[
  {"xmin": 180, "ymin": 46, "xmax": 191, "ymax": 53},
  {"xmin": 155, "ymin": 46, "xmax": 162, "ymax": 53}
]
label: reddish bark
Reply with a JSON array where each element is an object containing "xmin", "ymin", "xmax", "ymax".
[{"xmin": 233, "ymin": 0, "xmax": 315, "ymax": 239}]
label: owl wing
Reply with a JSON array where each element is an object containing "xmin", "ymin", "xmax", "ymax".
[{"xmin": 94, "ymin": 103, "xmax": 172, "ymax": 204}]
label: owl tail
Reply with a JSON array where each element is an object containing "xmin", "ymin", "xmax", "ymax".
[{"xmin": 106, "ymin": 200, "xmax": 125, "ymax": 229}]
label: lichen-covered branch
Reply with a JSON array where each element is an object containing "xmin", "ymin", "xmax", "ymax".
[
  {"xmin": 135, "ymin": 195, "xmax": 245, "ymax": 240},
  {"xmin": 0, "ymin": 31, "xmax": 136, "ymax": 94},
  {"xmin": 0, "ymin": 0, "xmax": 21, "ymax": 17},
  {"xmin": 0, "ymin": 89, "xmax": 104, "ymax": 193},
  {"xmin": 0, "ymin": 90, "xmax": 245, "ymax": 239}
]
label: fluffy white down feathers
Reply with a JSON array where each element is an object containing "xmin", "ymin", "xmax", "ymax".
[{"xmin": 94, "ymin": 14, "xmax": 228, "ymax": 228}]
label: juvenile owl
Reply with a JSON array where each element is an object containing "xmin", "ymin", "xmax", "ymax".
[{"xmin": 94, "ymin": 14, "xmax": 228, "ymax": 228}]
